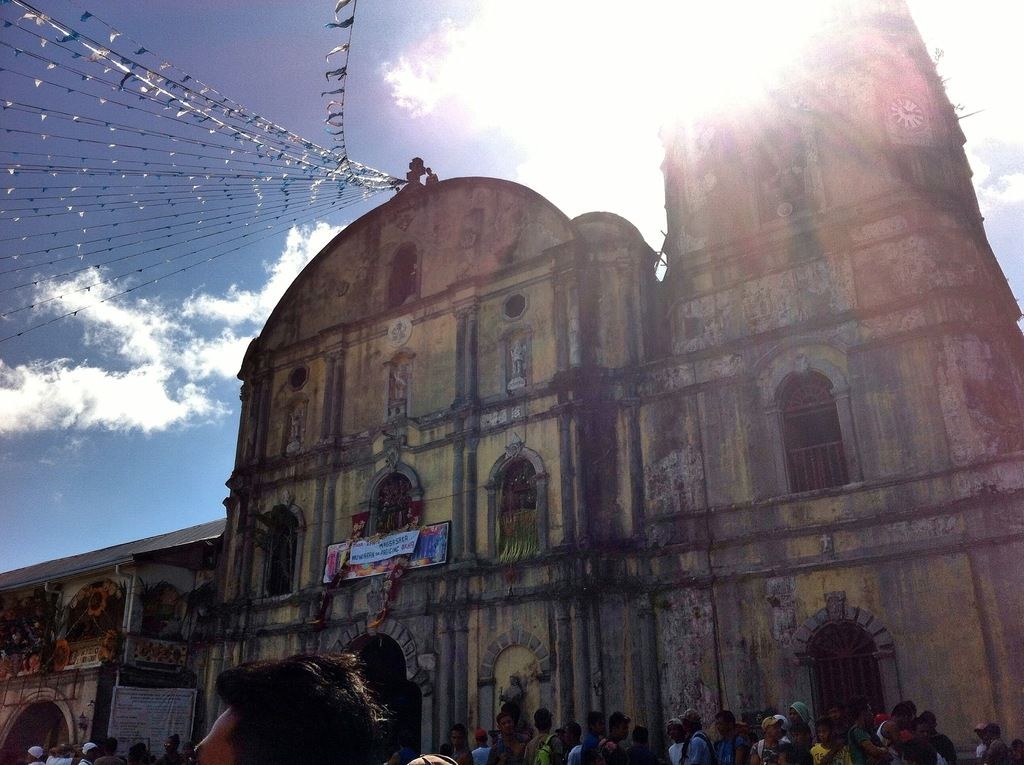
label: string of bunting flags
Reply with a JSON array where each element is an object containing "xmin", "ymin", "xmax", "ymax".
[{"xmin": 0, "ymin": 0, "xmax": 403, "ymax": 343}]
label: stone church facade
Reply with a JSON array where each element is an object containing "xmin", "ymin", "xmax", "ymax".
[{"xmin": 202, "ymin": 1, "xmax": 1024, "ymax": 754}]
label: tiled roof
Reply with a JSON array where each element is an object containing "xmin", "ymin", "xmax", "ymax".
[{"xmin": 0, "ymin": 518, "xmax": 225, "ymax": 590}]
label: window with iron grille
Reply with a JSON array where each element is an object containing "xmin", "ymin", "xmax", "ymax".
[
  {"xmin": 498, "ymin": 458, "xmax": 539, "ymax": 563},
  {"xmin": 263, "ymin": 506, "xmax": 298, "ymax": 597},
  {"xmin": 808, "ymin": 621, "xmax": 885, "ymax": 713},
  {"xmin": 376, "ymin": 473, "xmax": 413, "ymax": 534},
  {"xmin": 782, "ymin": 372, "xmax": 849, "ymax": 492}
]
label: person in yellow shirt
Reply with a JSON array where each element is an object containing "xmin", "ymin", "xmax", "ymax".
[{"xmin": 811, "ymin": 718, "xmax": 852, "ymax": 765}]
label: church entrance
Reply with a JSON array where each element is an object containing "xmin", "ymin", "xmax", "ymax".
[
  {"xmin": 355, "ymin": 634, "xmax": 422, "ymax": 758},
  {"xmin": 1, "ymin": 702, "xmax": 69, "ymax": 765}
]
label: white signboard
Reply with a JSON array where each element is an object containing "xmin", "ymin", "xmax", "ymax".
[
  {"xmin": 108, "ymin": 686, "xmax": 196, "ymax": 753},
  {"xmin": 348, "ymin": 529, "xmax": 420, "ymax": 566}
]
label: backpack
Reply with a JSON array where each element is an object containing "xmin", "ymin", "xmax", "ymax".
[
  {"xmin": 537, "ymin": 733, "xmax": 562, "ymax": 765},
  {"xmin": 691, "ymin": 731, "xmax": 720, "ymax": 765}
]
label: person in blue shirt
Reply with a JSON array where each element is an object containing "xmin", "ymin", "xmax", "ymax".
[
  {"xmin": 682, "ymin": 710, "xmax": 714, "ymax": 765},
  {"xmin": 716, "ymin": 710, "xmax": 751, "ymax": 765},
  {"xmin": 582, "ymin": 711, "xmax": 606, "ymax": 752}
]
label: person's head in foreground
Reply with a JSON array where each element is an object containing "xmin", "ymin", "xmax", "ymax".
[{"xmin": 197, "ymin": 653, "xmax": 384, "ymax": 765}]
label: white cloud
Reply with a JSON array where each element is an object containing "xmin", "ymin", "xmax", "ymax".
[
  {"xmin": 0, "ymin": 223, "xmax": 338, "ymax": 434},
  {"xmin": 184, "ymin": 222, "xmax": 341, "ymax": 326}
]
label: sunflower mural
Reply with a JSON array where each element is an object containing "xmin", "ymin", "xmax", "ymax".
[
  {"xmin": 66, "ymin": 580, "xmax": 125, "ymax": 643},
  {"xmin": 0, "ymin": 588, "xmax": 59, "ymax": 678}
]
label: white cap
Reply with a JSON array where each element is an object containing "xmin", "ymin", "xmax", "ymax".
[
  {"xmin": 82, "ymin": 743, "xmax": 100, "ymax": 753},
  {"xmin": 28, "ymin": 747, "xmax": 45, "ymax": 759}
]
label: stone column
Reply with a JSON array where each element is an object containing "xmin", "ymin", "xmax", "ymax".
[
  {"xmin": 485, "ymin": 481, "xmax": 497, "ymax": 559},
  {"xmin": 625, "ymin": 399, "xmax": 645, "ymax": 539},
  {"xmin": 571, "ymin": 599, "xmax": 593, "ymax": 719},
  {"xmin": 467, "ymin": 306, "xmax": 480, "ymax": 403},
  {"xmin": 465, "ymin": 437, "xmax": 479, "ymax": 557},
  {"xmin": 307, "ymin": 475, "xmax": 326, "ymax": 587},
  {"xmin": 453, "ymin": 614, "xmax": 469, "ymax": 727},
  {"xmin": 234, "ymin": 383, "xmax": 250, "ymax": 466},
  {"xmin": 330, "ymin": 351, "xmax": 346, "ymax": 437},
  {"xmin": 555, "ymin": 601, "xmax": 574, "ymax": 724},
  {"xmin": 536, "ymin": 474, "xmax": 550, "ymax": 551},
  {"xmin": 452, "ymin": 435, "xmax": 466, "ymax": 559},
  {"xmin": 567, "ymin": 284, "xmax": 581, "ymax": 368},
  {"xmin": 834, "ymin": 388, "xmax": 863, "ymax": 482},
  {"xmin": 437, "ymin": 615, "xmax": 454, "ymax": 746},
  {"xmin": 553, "ymin": 282, "xmax": 569, "ymax": 371},
  {"xmin": 453, "ymin": 309, "xmax": 468, "ymax": 405},
  {"xmin": 320, "ymin": 352, "xmax": 337, "ymax": 439},
  {"xmin": 637, "ymin": 596, "xmax": 663, "ymax": 752},
  {"xmin": 557, "ymin": 408, "xmax": 577, "ymax": 545}
]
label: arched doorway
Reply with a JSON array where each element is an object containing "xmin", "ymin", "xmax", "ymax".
[
  {"xmin": 355, "ymin": 635, "xmax": 422, "ymax": 759},
  {"xmin": 808, "ymin": 621, "xmax": 885, "ymax": 712},
  {"xmin": 1, "ymin": 702, "xmax": 69, "ymax": 765}
]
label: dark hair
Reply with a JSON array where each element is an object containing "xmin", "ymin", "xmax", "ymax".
[
  {"xmin": 716, "ymin": 711, "xmax": 737, "ymax": 725},
  {"xmin": 1011, "ymin": 740, "xmax": 1023, "ymax": 748},
  {"xmin": 104, "ymin": 739, "xmax": 118, "ymax": 755},
  {"xmin": 587, "ymin": 711, "xmax": 605, "ymax": 728},
  {"xmin": 901, "ymin": 742, "xmax": 938, "ymax": 765},
  {"xmin": 535, "ymin": 708, "xmax": 553, "ymax": 731},
  {"xmin": 815, "ymin": 718, "xmax": 834, "ymax": 731},
  {"xmin": 215, "ymin": 653, "xmax": 384, "ymax": 765},
  {"xmin": 500, "ymin": 702, "xmax": 521, "ymax": 722},
  {"xmin": 567, "ymin": 722, "xmax": 582, "ymax": 739},
  {"xmin": 892, "ymin": 702, "xmax": 916, "ymax": 719},
  {"xmin": 496, "ymin": 711, "xmax": 514, "ymax": 725},
  {"xmin": 451, "ymin": 723, "xmax": 468, "ymax": 736},
  {"xmin": 847, "ymin": 697, "xmax": 870, "ymax": 715},
  {"xmin": 127, "ymin": 744, "xmax": 148, "ymax": 764},
  {"xmin": 790, "ymin": 721, "xmax": 812, "ymax": 736},
  {"xmin": 609, "ymin": 712, "xmax": 630, "ymax": 729},
  {"xmin": 438, "ymin": 744, "xmax": 454, "ymax": 756},
  {"xmin": 919, "ymin": 711, "xmax": 937, "ymax": 726},
  {"xmin": 632, "ymin": 726, "xmax": 650, "ymax": 745}
]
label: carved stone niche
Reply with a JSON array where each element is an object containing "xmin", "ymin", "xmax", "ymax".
[
  {"xmin": 384, "ymin": 352, "xmax": 414, "ymax": 421},
  {"xmin": 504, "ymin": 331, "xmax": 532, "ymax": 393}
]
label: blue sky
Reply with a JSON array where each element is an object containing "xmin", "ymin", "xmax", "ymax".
[{"xmin": 1, "ymin": 0, "xmax": 1021, "ymax": 572}]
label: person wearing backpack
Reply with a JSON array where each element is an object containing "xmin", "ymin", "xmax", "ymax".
[
  {"xmin": 682, "ymin": 710, "xmax": 717, "ymax": 765},
  {"xmin": 525, "ymin": 708, "xmax": 564, "ymax": 765}
]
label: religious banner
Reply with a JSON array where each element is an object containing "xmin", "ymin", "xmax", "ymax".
[
  {"xmin": 322, "ymin": 522, "xmax": 449, "ymax": 582},
  {"xmin": 348, "ymin": 529, "xmax": 420, "ymax": 566}
]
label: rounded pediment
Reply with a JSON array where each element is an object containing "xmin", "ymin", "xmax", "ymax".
[{"xmin": 256, "ymin": 177, "xmax": 577, "ymax": 354}]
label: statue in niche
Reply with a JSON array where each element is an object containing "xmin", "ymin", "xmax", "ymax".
[
  {"xmin": 755, "ymin": 123, "xmax": 809, "ymax": 220},
  {"xmin": 387, "ymin": 360, "xmax": 411, "ymax": 418},
  {"xmin": 507, "ymin": 337, "xmax": 528, "ymax": 391},
  {"xmin": 285, "ymin": 406, "xmax": 304, "ymax": 456}
]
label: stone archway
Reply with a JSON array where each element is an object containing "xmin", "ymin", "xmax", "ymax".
[
  {"xmin": 477, "ymin": 626, "xmax": 551, "ymax": 734},
  {"xmin": 789, "ymin": 591, "xmax": 900, "ymax": 714},
  {"xmin": 332, "ymin": 616, "xmax": 433, "ymax": 754},
  {"xmin": 1, "ymin": 701, "xmax": 70, "ymax": 765}
]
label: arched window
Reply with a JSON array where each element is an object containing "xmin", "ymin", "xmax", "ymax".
[
  {"xmin": 259, "ymin": 505, "xmax": 299, "ymax": 596},
  {"xmin": 808, "ymin": 621, "xmax": 885, "ymax": 712},
  {"xmin": 388, "ymin": 243, "xmax": 418, "ymax": 308},
  {"xmin": 498, "ymin": 458, "xmax": 539, "ymax": 562},
  {"xmin": 781, "ymin": 372, "xmax": 848, "ymax": 492},
  {"xmin": 375, "ymin": 473, "xmax": 414, "ymax": 534}
]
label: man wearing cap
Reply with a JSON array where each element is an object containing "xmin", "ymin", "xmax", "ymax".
[
  {"xmin": 983, "ymin": 725, "xmax": 1010, "ymax": 765},
  {"xmin": 667, "ymin": 718, "xmax": 687, "ymax": 765},
  {"xmin": 472, "ymin": 728, "xmax": 492, "ymax": 765},
  {"xmin": 81, "ymin": 743, "xmax": 101, "ymax": 764},
  {"xmin": 28, "ymin": 746, "xmax": 47, "ymax": 765}
]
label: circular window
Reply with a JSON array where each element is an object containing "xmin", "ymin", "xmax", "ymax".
[
  {"xmin": 503, "ymin": 293, "xmax": 526, "ymax": 320},
  {"xmin": 288, "ymin": 366, "xmax": 308, "ymax": 390}
]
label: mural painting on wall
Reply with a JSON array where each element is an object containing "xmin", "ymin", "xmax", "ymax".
[
  {"xmin": 61, "ymin": 579, "xmax": 126, "ymax": 668},
  {"xmin": 139, "ymin": 581, "xmax": 185, "ymax": 640},
  {"xmin": 0, "ymin": 588, "xmax": 58, "ymax": 679}
]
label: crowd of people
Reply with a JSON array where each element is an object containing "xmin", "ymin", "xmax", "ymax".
[
  {"xmin": 21, "ymin": 734, "xmax": 195, "ymax": 765},
  {"xmin": 396, "ymin": 699, "xmax": 1023, "ymax": 765},
  {"xmin": 16, "ymin": 655, "xmax": 1022, "ymax": 765}
]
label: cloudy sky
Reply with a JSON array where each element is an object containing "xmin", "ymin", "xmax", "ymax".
[{"xmin": 1, "ymin": 0, "xmax": 1020, "ymax": 572}]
